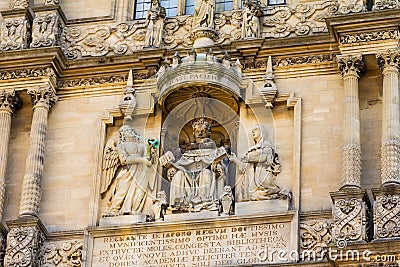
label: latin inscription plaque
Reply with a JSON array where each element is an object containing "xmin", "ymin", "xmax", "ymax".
[{"xmin": 92, "ymin": 222, "xmax": 291, "ymax": 266}]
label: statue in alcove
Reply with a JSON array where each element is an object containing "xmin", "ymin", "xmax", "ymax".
[
  {"xmin": 144, "ymin": 0, "xmax": 166, "ymax": 48},
  {"xmin": 242, "ymin": 0, "xmax": 262, "ymax": 38},
  {"xmin": 229, "ymin": 125, "xmax": 291, "ymax": 201},
  {"xmin": 160, "ymin": 117, "xmax": 227, "ymax": 212},
  {"xmin": 100, "ymin": 125, "xmax": 158, "ymax": 216},
  {"xmin": 192, "ymin": 0, "xmax": 215, "ymax": 28}
]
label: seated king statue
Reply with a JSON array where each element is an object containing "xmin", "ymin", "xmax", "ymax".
[{"xmin": 160, "ymin": 117, "xmax": 227, "ymax": 212}]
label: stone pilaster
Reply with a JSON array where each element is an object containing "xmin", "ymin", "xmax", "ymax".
[
  {"xmin": 337, "ymin": 54, "xmax": 365, "ymax": 189},
  {"xmin": 4, "ymin": 217, "xmax": 47, "ymax": 267},
  {"xmin": 372, "ymin": 187, "xmax": 400, "ymax": 239},
  {"xmin": 0, "ymin": 8, "xmax": 32, "ymax": 51},
  {"xmin": 330, "ymin": 190, "xmax": 371, "ymax": 245},
  {"xmin": 377, "ymin": 51, "xmax": 400, "ymax": 186},
  {"xmin": 19, "ymin": 86, "xmax": 57, "ymax": 218}
]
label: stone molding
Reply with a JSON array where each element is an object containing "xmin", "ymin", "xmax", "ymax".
[
  {"xmin": 0, "ymin": 90, "xmax": 22, "ymax": 113},
  {"xmin": 336, "ymin": 54, "xmax": 365, "ymax": 78},
  {"xmin": 0, "ymin": 67, "xmax": 51, "ymax": 81},
  {"xmin": 40, "ymin": 240, "xmax": 83, "ymax": 267},
  {"xmin": 330, "ymin": 190, "xmax": 370, "ymax": 243},
  {"xmin": 339, "ymin": 30, "xmax": 400, "ymax": 45}
]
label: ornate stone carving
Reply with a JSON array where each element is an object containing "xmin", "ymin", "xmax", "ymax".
[
  {"xmin": 159, "ymin": 117, "xmax": 228, "ymax": 212},
  {"xmin": 0, "ymin": 17, "xmax": 30, "ymax": 51},
  {"xmin": 151, "ymin": 191, "xmax": 168, "ymax": 221},
  {"xmin": 0, "ymin": 67, "xmax": 51, "ymax": 80},
  {"xmin": 263, "ymin": 2, "xmax": 338, "ymax": 39},
  {"xmin": 338, "ymin": 0, "xmax": 365, "ymax": 13},
  {"xmin": 300, "ymin": 220, "xmax": 332, "ymax": 260},
  {"xmin": 101, "ymin": 125, "xmax": 157, "ymax": 216},
  {"xmin": 331, "ymin": 191, "xmax": 370, "ymax": 243},
  {"xmin": 27, "ymin": 86, "xmax": 57, "ymax": 109},
  {"xmin": 57, "ymin": 74, "xmax": 135, "ymax": 89},
  {"xmin": 11, "ymin": 0, "xmax": 30, "ymax": 9},
  {"xmin": 374, "ymin": 194, "xmax": 400, "ymax": 239},
  {"xmin": 31, "ymin": 13, "xmax": 61, "ymax": 48},
  {"xmin": 376, "ymin": 50, "xmax": 400, "ymax": 71},
  {"xmin": 337, "ymin": 54, "xmax": 365, "ymax": 77},
  {"xmin": 0, "ymin": 90, "xmax": 22, "ymax": 113},
  {"xmin": 44, "ymin": 0, "xmax": 60, "ymax": 5},
  {"xmin": 229, "ymin": 125, "xmax": 291, "ymax": 201},
  {"xmin": 381, "ymin": 140, "xmax": 400, "ymax": 185},
  {"xmin": 373, "ymin": 0, "xmax": 399, "ymax": 9},
  {"xmin": 340, "ymin": 30, "xmax": 400, "ymax": 45},
  {"xmin": 242, "ymin": 0, "xmax": 262, "ymax": 39},
  {"xmin": 192, "ymin": 0, "xmax": 214, "ymax": 29},
  {"xmin": 40, "ymin": 240, "xmax": 83, "ymax": 266},
  {"xmin": 219, "ymin": 186, "xmax": 234, "ymax": 215},
  {"xmin": 342, "ymin": 144, "xmax": 362, "ymax": 188},
  {"xmin": 144, "ymin": 0, "xmax": 166, "ymax": 48},
  {"xmin": 0, "ymin": 233, "xmax": 6, "ymax": 266},
  {"xmin": 4, "ymin": 225, "xmax": 45, "ymax": 267}
]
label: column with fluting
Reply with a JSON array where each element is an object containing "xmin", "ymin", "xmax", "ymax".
[
  {"xmin": 337, "ymin": 54, "xmax": 365, "ymax": 189},
  {"xmin": 0, "ymin": 90, "xmax": 21, "ymax": 220},
  {"xmin": 377, "ymin": 51, "xmax": 400, "ymax": 186},
  {"xmin": 18, "ymin": 86, "xmax": 57, "ymax": 218}
]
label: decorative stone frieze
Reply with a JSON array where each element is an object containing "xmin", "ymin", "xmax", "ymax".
[
  {"xmin": 376, "ymin": 51, "xmax": 400, "ymax": 186},
  {"xmin": 339, "ymin": 30, "xmax": 400, "ymax": 45},
  {"xmin": 337, "ymin": 0, "xmax": 365, "ymax": 14},
  {"xmin": 337, "ymin": 54, "xmax": 365, "ymax": 189},
  {"xmin": 0, "ymin": 16, "xmax": 30, "ymax": 51},
  {"xmin": 57, "ymin": 74, "xmax": 133, "ymax": 89},
  {"xmin": 0, "ymin": 67, "xmax": 51, "ymax": 81},
  {"xmin": 330, "ymin": 190, "xmax": 370, "ymax": 244},
  {"xmin": 4, "ymin": 218, "xmax": 47, "ymax": 267},
  {"xmin": 373, "ymin": 0, "xmax": 399, "ymax": 10},
  {"xmin": 300, "ymin": 220, "xmax": 332, "ymax": 260},
  {"xmin": 19, "ymin": 86, "xmax": 57, "ymax": 217},
  {"xmin": 31, "ymin": 12, "xmax": 62, "ymax": 48},
  {"xmin": 44, "ymin": 0, "xmax": 60, "ymax": 5},
  {"xmin": 373, "ymin": 187, "xmax": 400, "ymax": 239},
  {"xmin": 40, "ymin": 240, "xmax": 83, "ymax": 266}
]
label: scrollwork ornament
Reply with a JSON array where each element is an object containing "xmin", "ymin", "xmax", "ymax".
[
  {"xmin": 374, "ymin": 194, "xmax": 400, "ymax": 238},
  {"xmin": 373, "ymin": 0, "xmax": 399, "ymax": 10},
  {"xmin": 12, "ymin": 0, "xmax": 30, "ymax": 9},
  {"xmin": 40, "ymin": 240, "xmax": 83, "ymax": 267},
  {"xmin": 300, "ymin": 220, "xmax": 332, "ymax": 260},
  {"xmin": 0, "ymin": 17, "xmax": 30, "ymax": 51},
  {"xmin": 332, "ymin": 198, "xmax": 365, "ymax": 242},
  {"xmin": 31, "ymin": 13, "xmax": 60, "ymax": 48}
]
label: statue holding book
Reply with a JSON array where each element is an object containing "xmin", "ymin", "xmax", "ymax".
[{"xmin": 160, "ymin": 117, "xmax": 227, "ymax": 212}]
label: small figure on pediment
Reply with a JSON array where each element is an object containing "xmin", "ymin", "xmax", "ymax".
[
  {"xmin": 229, "ymin": 125, "xmax": 291, "ymax": 201},
  {"xmin": 192, "ymin": 0, "xmax": 215, "ymax": 28},
  {"xmin": 242, "ymin": 0, "xmax": 262, "ymax": 39},
  {"xmin": 219, "ymin": 186, "xmax": 234, "ymax": 215},
  {"xmin": 101, "ymin": 125, "xmax": 158, "ymax": 216},
  {"xmin": 144, "ymin": 0, "xmax": 166, "ymax": 48},
  {"xmin": 152, "ymin": 191, "xmax": 168, "ymax": 221}
]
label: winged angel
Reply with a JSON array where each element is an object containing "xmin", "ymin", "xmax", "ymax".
[{"xmin": 100, "ymin": 125, "xmax": 158, "ymax": 217}]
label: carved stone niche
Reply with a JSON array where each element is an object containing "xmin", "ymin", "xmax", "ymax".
[
  {"xmin": 330, "ymin": 189, "xmax": 371, "ymax": 245},
  {"xmin": 0, "ymin": 9, "xmax": 33, "ymax": 51},
  {"xmin": 372, "ymin": 186, "xmax": 400, "ymax": 240}
]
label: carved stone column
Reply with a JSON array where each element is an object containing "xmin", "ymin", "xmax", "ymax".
[
  {"xmin": 372, "ymin": 51, "xmax": 400, "ymax": 240},
  {"xmin": 377, "ymin": 51, "xmax": 400, "ymax": 186},
  {"xmin": 19, "ymin": 86, "xmax": 57, "ymax": 217},
  {"xmin": 337, "ymin": 54, "xmax": 365, "ymax": 189},
  {"xmin": 0, "ymin": 90, "xmax": 21, "ymax": 265},
  {"xmin": 331, "ymin": 55, "xmax": 370, "ymax": 245}
]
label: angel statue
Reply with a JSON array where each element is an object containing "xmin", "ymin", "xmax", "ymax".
[{"xmin": 100, "ymin": 125, "xmax": 158, "ymax": 217}]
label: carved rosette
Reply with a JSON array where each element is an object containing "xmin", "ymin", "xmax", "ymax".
[
  {"xmin": 31, "ymin": 12, "xmax": 61, "ymax": 48},
  {"xmin": 338, "ymin": 0, "xmax": 365, "ymax": 14},
  {"xmin": 337, "ymin": 54, "xmax": 365, "ymax": 78},
  {"xmin": 374, "ymin": 194, "xmax": 400, "ymax": 239},
  {"xmin": 330, "ymin": 191, "xmax": 370, "ymax": 244},
  {"xmin": 0, "ymin": 90, "xmax": 22, "ymax": 114},
  {"xmin": 4, "ymin": 226, "xmax": 45, "ymax": 267},
  {"xmin": 342, "ymin": 144, "xmax": 362, "ymax": 188},
  {"xmin": 40, "ymin": 240, "xmax": 83, "ymax": 266},
  {"xmin": 0, "ymin": 17, "xmax": 30, "ymax": 51},
  {"xmin": 300, "ymin": 220, "xmax": 332, "ymax": 260},
  {"xmin": 373, "ymin": 0, "xmax": 399, "ymax": 9},
  {"xmin": 11, "ymin": 0, "xmax": 30, "ymax": 9}
]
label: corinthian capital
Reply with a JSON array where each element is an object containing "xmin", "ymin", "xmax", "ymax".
[
  {"xmin": 0, "ymin": 90, "xmax": 22, "ymax": 113},
  {"xmin": 336, "ymin": 54, "xmax": 365, "ymax": 78},
  {"xmin": 27, "ymin": 86, "xmax": 57, "ymax": 109},
  {"xmin": 376, "ymin": 50, "xmax": 400, "ymax": 72}
]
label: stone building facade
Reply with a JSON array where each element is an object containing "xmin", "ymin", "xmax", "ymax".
[{"xmin": 0, "ymin": 0, "xmax": 400, "ymax": 266}]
